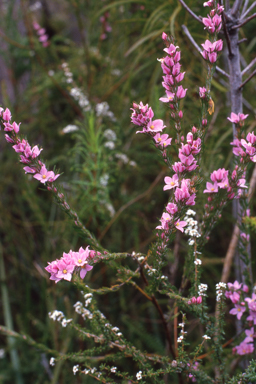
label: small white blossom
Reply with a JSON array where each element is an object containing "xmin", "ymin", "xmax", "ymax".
[
  {"xmin": 99, "ymin": 174, "xmax": 109, "ymax": 187},
  {"xmin": 117, "ymin": 332, "xmax": 122, "ymax": 336},
  {"xmin": 194, "ymin": 258, "xmax": 202, "ymax": 265},
  {"xmin": 177, "ymin": 336, "xmax": 184, "ymax": 343},
  {"xmin": 62, "ymin": 124, "xmax": 79, "ymax": 134},
  {"xmin": 186, "ymin": 209, "xmax": 196, "ymax": 216},
  {"xmin": 73, "ymin": 365, "xmax": 79, "ymax": 375},
  {"xmin": 136, "ymin": 371, "xmax": 142, "ymax": 380},
  {"xmin": 115, "ymin": 153, "xmax": 129, "ymax": 164},
  {"xmin": 202, "ymin": 335, "xmax": 211, "ymax": 340},
  {"xmin": 91, "ymin": 367, "xmax": 96, "ymax": 373},
  {"xmin": 112, "ymin": 327, "xmax": 119, "ymax": 332},
  {"xmin": 111, "ymin": 367, "xmax": 117, "ymax": 373},
  {"xmin": 84, "ymin": 293, "xmax": 93, "ymax": 299},
  {"xmin": 85, "ymin": 298, "xmax": 92, "ymax": 307},
  {"xmin": 188, "ymin": 239, "xmax": 194, "ymax": 246},
  {"xmin": 49, "ymin": 357, "xmax": 55, "ymax": 366}
]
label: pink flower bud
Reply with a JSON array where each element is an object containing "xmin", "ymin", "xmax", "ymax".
[
  {"xmin": 191, "ymin": 296, "xmax": 197, "ymax": 304},
  {"xmin": 188, "ymin": 300, "xmax": 191, "ymax": 305},
  {"xmin": 202, "ymin": 119, "xmax": 207, "ymax": 126},
  {"xmin": 197, "ymin": 296, "xmax": 202, "ymax": 304},
  {"xmin": 192, "ymin": 126, "xmax": 197, "ymax": 133},
  {"xmin": 3, "ymin": 108, "xmax": 11, "ymax": 122},
  {"xmin": 162, "ymin": 32, "xmax": 168, "ymax": 40},
  {"xmin": 178, "ymin": 110, "xmax": 183, "ymax": 119},
  {"xmin": 181, "ymin": 136, "xmax": 184, "ymax": 142}
]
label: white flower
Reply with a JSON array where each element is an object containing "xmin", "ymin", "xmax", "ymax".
[
  {"xmin": 188, "ymin": 239, "xmax": 194, "ymax": 245},
  {"xmin": 194, "ymin": 258, "xmax": 202, "ymax": 265},
  {"xmin": 111, "ymin": 367, "xmax": 117, "ymax": 373},
  {"xmin": 117, "ymin": 332, "xmax": 122, "ymax": 336},
  {"xmin": 49, "ymin": 357, "xmax": 55, "ymax": 366},
  {"xmin": 112, "ymin": 327, "xmax": 119, "ymax": 332},
  {"xmin": 136, "ymin": 371, "xmax": 142, "ymax": 380},
  {"xmin": 177, "ymin": 336, "xmax": 183, "ymax": 343},
  {"xmin": 85, "ymin": 298, "xmax": 92, "ymax": 307},
  {"xmin": 104, "ymin": 141, "xmax": 115, "ymax": 149},
  {"xmin": 73, "ymin": 365, "xmax": 79, "ymax": 375},
  {"xmin": 84, "ymin": 293, "xmax": 93, "ymax": 299},
  {"xmin": 91, "ymin": 367, "xmax": 96, "ymax": 373},
  {"xmin": 202, "ymin": 335, "xmax": 211, "ymax": 340},
  {"xmin": 49, "ymin": 310, "xmax": 64, "ymax": 321},
  {"xmin": 186, "ymin": 209, "xmax": 196, "ymax": 216},
  {"xmin": 99, "ymin": 174, "xmax": 109, "ymax": 187},
  {"xmin": 103, "ymin": 129, "xmax": 117, "ymax": 141},
  {"xmin": 115, "ymin": 153, "xmax": 129, "ymax": 164},
  {"xmin": 62, "ymin": 124, "xmax": 79, "ymax": 134}
]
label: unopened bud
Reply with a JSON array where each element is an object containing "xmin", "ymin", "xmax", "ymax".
[
  {"xmin": 192, "ymin": 126, "xmax": 197, "ymax": 133},
  {"xmin": 202, "ymin": 119, "xmax": 207, "ymax": 126},
  {"xmin": 178, "ymin": 110, "xmax": 183, "ymax": 119},
  {"xmin": 197, "ymin": 296, "xmax": 202, "ymax": 304}
]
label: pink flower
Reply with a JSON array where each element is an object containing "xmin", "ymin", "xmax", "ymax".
[
  {"xmin": 176, "ymin": 85, "xmax": 187, "ymax": 99},
  {"xmin": 236, "ymin": 341, "xmax": 254, "ymax": 355},
  {"xmin": 2, "ymin": 108, "xmax": 12, "ymax": 122},
  {"xmin": 166, "ymin": 202, "xmax": 178, "ymax": 214},
  {"xmin": 199, "ymin": 87, "xmax": 207, "ymax": 98},
  {"xmin": 175, "ymin": 220, "xmax": 187, "ymax": 232},
  {"xmin": 154, "ymin": 133, "xmax": 172, "ymax": 147},
  {"xmin": 228, "ymin": 112, "xmax": 249, "ymax": 124},
  {"xmin": 203, "ymin": 181, "xmax": 218, "ymax": 193},
  {"xmin": 56, "ymin": 259, "xmax": 75, "ymax": 281},
  {"xmin": 146, "ymin": 119, "xmax": 166, "ymax": 133},
  {"xmin": 33, "ymin": 164, "xmax": 60, "ymax": 184},
  {"xmin": 229, "ymin": 304, "xmax": 246, "ymax": 320},
  {"xmin": 159, "ymin": 91, "xmax": 175, "ymax": 103},
  {"xmin": 164, "ymin": 174, "xmax": 179, "ymax": 190},
  {"xmin": 244, "ymin": 328, "xmax": 255, "ymax": 344}
]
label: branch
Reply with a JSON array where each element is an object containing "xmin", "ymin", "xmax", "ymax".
[
  {"xmin": 238, "ymin": 68, "xmax": 256, "ymax": 89},
  {"xmin": 242, "ymin": 0, "xmax": 249, "ymax": 15},
  {"xmin": 178, "ymin": 0, "xmax": 203, "ymax": 24},
  {"xmin": 231, "ymin": 0, "xmax": 243, "ymax": 16},
  {"xmin": 232, "ymin": 12, "xmax": 256, "ymax": 29},
  {"xmin": 241, "ymin": 0, "xmax": 256, "ymax": 18},
  {"xmin": 181, "ymin": 25, "xmax": 229, "ymax": 77},
  {"xmin": 221, "ymin": 166, "xmax": 256, "ymax": 283},
  {"xmin": 241, "ymin": 57, "xmax": 256, "ymax": 76}
]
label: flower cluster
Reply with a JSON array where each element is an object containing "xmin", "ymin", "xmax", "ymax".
[
  {"xmin": 45, "ymin": 246, "xmax": 97, "ymax": 283},
  {"xmin": 184, "ymin": 209, "xmax": 201, "ymax": 244},
  {"xmin": 48, "ymin": 310, "xmax": 73, "ymax": 327},
  {"xmin": 33, "ymin": 20, "xmax": 50, "ymax": 47},
  {"xmin": 202, "ymin": 1, "xmax": 223, "ymax": 34},
  {"xmin": 1, "ymin": 108, "xmax": 59, "ymax": 184},
  {"xmin": 201, "ymin": 39, "xmax": 223, "ymax": 64},
  {"xmin": 216, "ymin": 282, "xmax": 227, "ymax": 302},
  {"xmin": 159, "ymin": 35, "xmax": 187, "ymax": 107},
  {"xmin": 226, "ymin": 281, "xmax": 255, "ymax": 355},
  {"xmin": 231, "ymin": 131, "xmax": 256, "ymax": 163}
]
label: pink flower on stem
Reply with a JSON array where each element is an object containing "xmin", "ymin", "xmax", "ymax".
[
  {"xmin": 159, "ymin": 91, "xmax": 175, "ymax": 103},
  {"xmin": 2, "ymin": 108, "xmax": 12, "ymax": 122},
  {"xmin": 154, "ymin": 133, "xmax": 172, "ymax": 147},
  {"xmin": 236, "ymin": 341, "xmax": 254, "ymax": 355},
  {"xmin": 33, "ymin": 164, "xmax": 60, "ymax": 184},
  {"xmin": 244, "ymin": 327, "xmax": 255, "ymax": 344},
  {"xmin": 229, "ymin": 303, "xmax": 246, "ymax": 320},
  {"xmin": 203, "ymin": 181, "xmax": 218, "ymax": 193},
  {"xmin": 146, "ymin": 119, "xmax": 166, "ymax": 133},
  {"xmin": 228, "ymin": 112, "xmax": 249, "ymax": 124},
  {"xmin": 176, "ymin": 85, "xmax": 187, "ymax": 99},
  {"xmin": 175, "ymin": 220, "xmax": 187, "ymax": 232},
  {"xmin": 163, "ymin": 174, "xmax": 179, "ymax": 190}
]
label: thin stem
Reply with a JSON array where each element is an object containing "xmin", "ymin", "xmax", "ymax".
[
  {"xmin": 241, "ymin": 57, "xmax": 256, "ymax": 76},
  {"xmin": 232, "ymin": 12, "xmax": 256, "ymax": 29},
  {"xmin": 238, "ymin": 68, "xmax": 256, "ymax": 89},
  {"xmin": 241, "ymin": 0, "xmax": 256, "ymax": 18},
  {"xmin": 178, "ymin": 0, "xmax": 203, "ymax": 23}
]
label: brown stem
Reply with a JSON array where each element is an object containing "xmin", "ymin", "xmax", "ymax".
[{"xmin": 232, "ymin": 12, "xmax": 256, "ymax": 29}]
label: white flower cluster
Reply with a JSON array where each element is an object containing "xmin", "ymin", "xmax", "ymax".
[
  {"xmin": 111, "ymin": 367, "xmax": 117, "ymax": 373},
  {"xmin": 202, "ymin": 334, "xmax": 211, "ymax": 340},
  {"xmin": 103, "ymin": 129, "xmax": 117, "ymax": 141},
  {"xmin": 99, "ymin": 174, "xmax": 109, "ymax": 187},
  {"xmin": 177, "ymin": 322, "xmax": 187, "ymax": 343},
  {"xmin": 83, "ymin": 367, "xmax": 98, "ymax": 375},
  {"xmin": 148, "ymin": 268, "xmax": 157, "ymax": 276},
  {"xmin": 48, "ymin": 310, "xmax": 72, "ymax": 327},
  {"xmin": 115, "ymin": 153, "xmax": 136, "ymax": 167},
  {"xmin": 198, "ymin": 283, "xmax": 208, "ymax": 297},
  {"xmin": 74, "ymin": 301, "xmax": 93, "ymax": 319},
  {"xmin": 216, "ymin": 282, "xmax": 227, "ymax": 302},
  {"xmin": 61, "ymin": 62, "xmax": 91, "ymax": 112},
  {"xmin": 95, "ymin": 101, "xmax": 116, "ymax": 121},
  {"xmin": 104, "ymin": 141, "xmax": 115, "ymax": 149},
  {"xmin": 136, "ymin": 371, "xmax": 142, "ymax": 380},
  {"xmin": 184, "ymin": 210, "xmax": 201, "ymax": 245}
]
